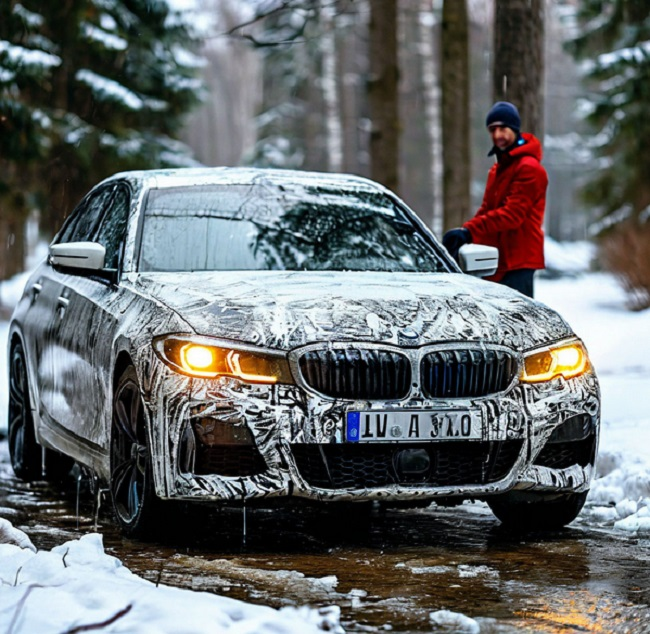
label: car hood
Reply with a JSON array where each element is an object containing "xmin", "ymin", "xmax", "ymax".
[{"xmin": 132, "ymin": 271, "xmax": 572, "ymax": 351}]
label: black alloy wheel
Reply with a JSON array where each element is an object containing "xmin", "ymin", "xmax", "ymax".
[
  {"xmin": 8, "ymin": 342, "xmax": 42, "ymax": 481},
  {"xmin": 110, "ymin": 366, "xmax": 159, "ymax": 537}
]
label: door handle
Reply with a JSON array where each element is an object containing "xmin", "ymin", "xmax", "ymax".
[
  {"xmin": 57, "ymin": 295, "xmax": 69, "ymax": 318},
  {"xmin": 32, "ymin": 282, "xmax": 42, "ymax": 297}
]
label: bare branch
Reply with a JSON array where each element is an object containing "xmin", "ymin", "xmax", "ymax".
[
  {"xmin": 224, "ymin": 1, "xmax": 295, "ymax": 36},
  {"xmin": 63, "ymin": 604, "xmax": 133, "ymax": 634}
]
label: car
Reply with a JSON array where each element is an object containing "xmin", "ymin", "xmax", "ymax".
[{"xmin": 7, "ymin": 167, "xmax": 600, "ymax": 536}]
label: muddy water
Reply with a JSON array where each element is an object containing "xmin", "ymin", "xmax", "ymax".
[{"xmin": 1, "ymin": 443, "xmax": 649, "ymax": 633}]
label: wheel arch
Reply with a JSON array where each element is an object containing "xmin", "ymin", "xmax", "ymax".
[
  {"xmin": 8, "ymin": 329, "xmax": 41, "ymax": 438},
  {"xmin": 113, "ymin": 350, "xmax": 135, "ymax": 392},
  {"xmin": 111, "ymin": 350, "xmax": 160, "ymax": 488}
]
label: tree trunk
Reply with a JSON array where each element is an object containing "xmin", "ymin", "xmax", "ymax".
[
  {"xmin": 321, "ymin": 3, "xmax": 343, "ymax": 173},
  {"xmin": 368, "ymin": 0, "xmax": 399, "ymax": 193},
  {"xmin": 416, "ymin": 0, "xmax": 443, "ymax": 234},
  {"xmin": 441, "ymin": 0, "xmax": 471, "ymax": 232},
  {"xmin": 493, "ymin": 0, "xmax": 545, "ymax": 138},
  {"xmin": 338, "ymin": 4, "xmax": 367, "ymax": 176}
]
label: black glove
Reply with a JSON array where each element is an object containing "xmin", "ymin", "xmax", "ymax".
[{"xmin": 442, "ymin": 228, "xmax": 472, "ymax": 261}]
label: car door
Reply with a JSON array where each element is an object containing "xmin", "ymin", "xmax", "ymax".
[
  {"xmin": 46, "ymin": 183, "xmax": 132, "ymax": 450},
  {"xmin": 31, "ymin": 183, "xmax": 130, "ymax": 451},
  {"xmin": 25, "ymin": 186, "xmax": 114, "ymax": 439}
]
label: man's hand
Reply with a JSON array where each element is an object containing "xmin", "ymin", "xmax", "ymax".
[{"xmin": 442, "ymin": 228, "xmax": 472, "ymax": 260}]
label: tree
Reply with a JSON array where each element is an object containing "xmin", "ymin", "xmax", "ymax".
[
  {"xmin": 242, "ymin": 1, "xmax": 335, "ymax": 171},
  {"xmin": 441, "ymin": 0, "xmax": 470, "ymax": 232},
  {"xmin": 0, "ymin": 1, "xmax": 58, "ymax": 281},
  {"xmin": 492, "ymin": 0, "xmax": 545, "ymax": 137},
  {"xmin": 568, "ymin": 0, "xmax": 650, "ymax": 309},
  {"xmin": 0, "ymin": 0, "xmax": 203, "ymax": 273},
  {"xmin": 368, "ymin": 0, "xmax": 399, "ymax": 193},
  {"xmin": 398, "ymin": 1, "xmax": 439, "ymax": 232}
]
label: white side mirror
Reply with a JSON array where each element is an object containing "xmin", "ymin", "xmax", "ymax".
[
  {"xmin": 458, "ymin": 243, "xmax": 498, "ymax": 278},
  {"xmin": 49, "ymin": 242, "xmax": 106, "ymax": 271}
]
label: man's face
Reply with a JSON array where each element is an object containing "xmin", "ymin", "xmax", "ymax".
[{"xmin": 488, "ymin": 124, "xmax": 517, "ymax": 150}]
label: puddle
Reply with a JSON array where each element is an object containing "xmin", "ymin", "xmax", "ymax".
[{"xmin": 1, "ymin": 440, "xmax": 649, "ymax": 633}]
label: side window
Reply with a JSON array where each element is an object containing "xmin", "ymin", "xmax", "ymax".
[
  {"xmin": 56, "ymin": 186, "xmax": 115, "ymax": 244},
  {"xmin": 95, "ymin": 185, "xmax": 130, "ymax": 270}
]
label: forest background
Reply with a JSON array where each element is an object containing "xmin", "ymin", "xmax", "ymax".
[{"xmin": 1, "ymin": 0, "xmax": 649, "ymax": 309}]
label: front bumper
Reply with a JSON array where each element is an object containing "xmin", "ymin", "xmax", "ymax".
[{"xmin": 145, "ymin": 361, "xmax": 600, "ymax": 505}]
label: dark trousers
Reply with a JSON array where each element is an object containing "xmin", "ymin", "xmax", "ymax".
[{"xmin": 499, "ymin": 269, "xmax": 535, "ymax": 298}]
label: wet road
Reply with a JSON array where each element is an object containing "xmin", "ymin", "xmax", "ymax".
[{"xmin": 1, "ymin": 441, "xmax": 649, "ymax": 634}]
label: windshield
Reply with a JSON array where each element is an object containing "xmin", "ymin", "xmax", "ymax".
[{"xmin": 138, "ymin": 182, "xmax": 448, "ymax": 273}]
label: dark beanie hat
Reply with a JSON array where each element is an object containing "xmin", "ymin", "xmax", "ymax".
[{"xmin": 485, "ymin": 101, "xmax": 521, "ymax": 132}]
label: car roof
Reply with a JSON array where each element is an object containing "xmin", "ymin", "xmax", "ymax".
[{"xmin": 102, "ymin": 167, "xmax": 390, "ymax": 195}]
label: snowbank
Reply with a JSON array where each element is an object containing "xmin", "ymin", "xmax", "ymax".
[
  {"xmin": 0, "ymin": 524, "xmax": 342, "ymax": 634},
  {"xmin": 536, "ymin": 273, "xmax": 650, "ymax": 534}
]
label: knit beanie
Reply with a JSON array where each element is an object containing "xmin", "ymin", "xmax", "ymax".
[{"xmin": 485, "ymin": 101, "xmax": 521, "ymax": 132}]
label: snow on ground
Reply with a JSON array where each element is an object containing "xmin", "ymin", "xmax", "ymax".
[
  {"xmin": 535, "ymin": 271, "xmax": 650, "ymax": 534},
  {"xmin": 0, "ymin": 524, "xmax": 342, "ymax": 633},
  {"xmin": 1, "ymin": 240, "xmax": 650, "ymax": 632}
]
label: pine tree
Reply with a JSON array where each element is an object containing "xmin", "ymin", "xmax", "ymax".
[
  {"xmin": 0, "ymin": 0, "xmax": 203, "ymax": 247},
  {"xmin": 568, "ymin": 0, "xmax": 650, "ymax": 309}
]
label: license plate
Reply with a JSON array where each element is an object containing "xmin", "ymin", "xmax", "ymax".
[{"xmin": 346, "ymin": 409, "xmax": 482, "ymax": 443}]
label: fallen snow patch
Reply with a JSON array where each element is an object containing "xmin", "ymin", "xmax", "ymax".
[
  {"xmin": 0, "ymin": 523, "xmax": 343, "ymax": 634},
  {"xmin": 429, "ymin": 609, "xmax": 480, "ymax": 633},
  {"xmin": 586, "ymin": 450, "xmax": 650, "ymax": 534}
]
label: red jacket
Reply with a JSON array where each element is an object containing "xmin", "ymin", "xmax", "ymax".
[{"xmin": 464, "ymin": 133, "xmax": 547, "ymax": 282}]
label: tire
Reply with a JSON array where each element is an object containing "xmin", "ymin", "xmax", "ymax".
[
  {"xmin": 487, "ymin": 490, "xmax": 588, "ymax": 532},
  {"xmin": 110, "ymin": 365, "xmax": 161, "ymax": 538},
  {"xmin": 8, "ymin": 342, "xmax": 42, "ymax": 481}
]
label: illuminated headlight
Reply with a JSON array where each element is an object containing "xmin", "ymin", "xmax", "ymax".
[
  {"xmin": 153, "ymin": 335, "xmax": 294, "ymax": 384},
  {"xmin": 520, "ymin": 338, "xmax": 590, "ymax": 383}
]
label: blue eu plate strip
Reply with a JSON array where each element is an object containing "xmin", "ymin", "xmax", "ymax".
[{"xmin": 346, "ymin": 411, "xmax": 360, "ymax": 442}]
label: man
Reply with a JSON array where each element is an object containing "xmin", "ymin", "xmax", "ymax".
[{"xmin": 443, "ymin": 101, "xmax": 548, "ymax": 298}]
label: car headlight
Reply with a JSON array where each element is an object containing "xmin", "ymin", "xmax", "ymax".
[
  {"xmin": 153, "ymin": 335, "xmax": 294, "ymax": 384},
  {"xmin": 520, "ymin": 338, "xmax": 590, "ymax": 383}
]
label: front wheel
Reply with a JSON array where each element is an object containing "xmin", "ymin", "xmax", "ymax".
[
  {"xmin": 8, "ymin": 342, "xmax": 42, "ymax": 481},
  {"xmin": 487, "ymin": 490, "xmax": 588, "ymax": 532},
  {"xmin": 110, "ymin": 366, "xmax": 160, "ymax": 538}
]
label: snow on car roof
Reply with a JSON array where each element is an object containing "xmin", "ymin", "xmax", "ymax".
[{"xmin": 105, "ymin": 167, "xmax": 388, "ymax": 193}]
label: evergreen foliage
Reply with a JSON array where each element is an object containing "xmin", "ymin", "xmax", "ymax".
[
  {"xmin": 568, "ymin": 0, "xmax": 650, "ymax": 228},
  {"xmin": 245, "ymin": 1, "xmax": 328, "ymax": 170},
  {"xmin": 568, "ymin": 0, "xmax": 650, "ymax": 309},
  {"xmin": 0, "ymin": 0, "xmax": 204, "ymax": 239}
]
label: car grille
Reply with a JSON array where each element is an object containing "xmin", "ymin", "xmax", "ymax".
[
  {"xmin": 291, "ymin": 440, "xmax": 523, "ymax": 489},
  {"xmin": 298, "ymin": 348, "xmax": 411, "ymax": 400},
  {"xmin": 420, "ymin": 349, "xmax": 517, "ymax": 398},
  {"xmin": 298, "ymin": 346, "xmax": 517, "ymax": 400}
]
